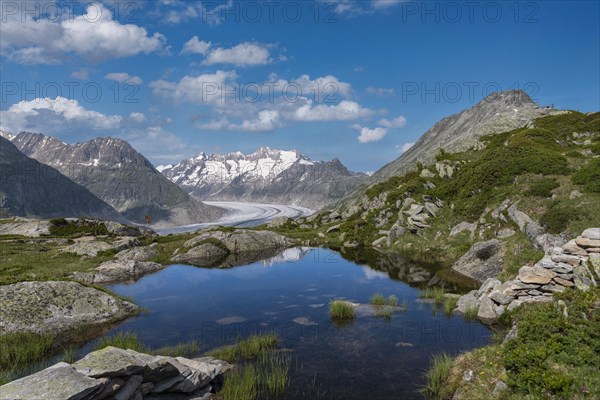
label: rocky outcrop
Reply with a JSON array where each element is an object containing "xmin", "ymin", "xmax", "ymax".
[
  {"xmin": 451, "ymin": 240, "xmax": 504, "ymax": 283},
  {"xmin": 117, "ymin": 243, "xmax": 159, "ymax": 262},
  {"xmin": 73, "ymin": 260, "xmax": 164, "ymax": 285},
  {"xmin": 454, "ymin": 228, "xmax": 600, "ymax": 324},
  {"xmin": 172, "ymin": 229, "xmax": 291, "ymax": 267},
  {"xmin": 450, "ymin": 222, "xmax": 477, "ymax": 237},
  {"xmin": 61, "ymin": 237, "xmax": 140, "ymax": 257},
  {"xmin": 0, "ymin": 281, "xmax": 138, "ymax": 335},
  {"xmin": 507, "ymin": 203, "xmax": 565, "ymax": 252},
  {"xmin": 0, "ymin": 346, "xmax": 232, "ymax": 400},
  {"xmin": 0, "ymin": 218, "xmax": 50, "ymax": 237}
]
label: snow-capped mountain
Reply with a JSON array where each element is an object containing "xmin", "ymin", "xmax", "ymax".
[{"xmin": 158, "ymin": 147, "xmax": 367, "ymax": 209}]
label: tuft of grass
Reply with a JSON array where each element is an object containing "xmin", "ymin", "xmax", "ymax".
[
  {"xmin": 329, "ymin": 300, "xmax": 356, "ymax": 321},
  {"xmin": 420, "ymin": 287, "xmax": 446, "ymax": 306},
  {"xmin": 208, "ymin": 334, "xmax": 278, "ymax": 362},
  {"xmin": 94, "ymin": 332, "xmax": 148, "ymax": 353},
  {"xmin": 0, "ymin": 332, "xmax": 55, "ymax": 372},
  {"xmin": 375, "ymin": 307, "xmax": 394, "ymax": 320},
  {"xmin": 154, "ymin": 340, "xmax": 201, "ymax": 358},
  {"xmin": 221, "ymin": 351, "xmax": 292, "ymax": 400},
  {"xmin": 369, "ymin": 293, "xmax": 386, "ymax": 306},
  {"xmin": 387, "ymin": 295, "xmax": 399, "ymax": 307},
  {"xmin": 221, "ymin": 365, "xmax": 258, "ymax": 400},
  {"xmin": 422, "ymin": 353, "xmax": 454, "ymax": 400},
  {"xmin": 257, "ymin": 351, "xmax": 291, "ymax": 396},
  {"xmin": 443, "ymin": 297, "xmax": 459, "ymax": 316},
  {"xmin": 463, "ymin": 305, "xmax": 479, "ymax": 321}
]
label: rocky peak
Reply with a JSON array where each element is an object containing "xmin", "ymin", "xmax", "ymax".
[{"xmin": 371, "ymin": 89, "xmax": 562, "ymax": 182}]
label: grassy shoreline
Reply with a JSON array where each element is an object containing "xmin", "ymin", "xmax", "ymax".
[{"xmin": 424, "ymin": 288, "xmax": 600, "ymax": 399}]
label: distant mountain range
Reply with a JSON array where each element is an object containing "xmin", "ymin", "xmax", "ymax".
[
  {"xmin": 158, "ymin": 147, "xmax": 368, "ymax": 209},
  {"xmin": 8, "ymin": 133, "xmax": 222, "ymax": 227},
  {"xmin": 0, "ymin": 136, "xmax": 125, "ymax": 222},
  {"xmin": 2, "ymin": 90, "xmax": 560, "ymax": 225}
]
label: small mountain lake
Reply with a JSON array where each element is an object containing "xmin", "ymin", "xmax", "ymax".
[{"xmin": 89, "ymin": 248, "xmax": 490, "ymax": 399}]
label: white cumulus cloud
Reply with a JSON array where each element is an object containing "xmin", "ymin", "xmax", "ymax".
[
  {"xmin": 357, "ymin": 126, "xmax": 387, "ymax": 143},
  {"xmin": 0, "ymin": 97, "xmax": 122, "ymax": 133},
  {"xmin": 378, "ymin": 116, "xmax": 407, "ymax": 129},
  {"xmin": 0, "ymin": 3, "xmax": 166, "ymax": 64},
  {"xmin": 181, "ymin": 36, "xmax": 211, "ymax": 55}
]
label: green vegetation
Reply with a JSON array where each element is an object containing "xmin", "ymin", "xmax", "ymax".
[
  {"xmin": 48, "ymin": 218, "xmax": 109, "ymax": 237},
  {"xmin": 256, "ymin": 351, "xmax": 291, "ymax": 396},
  {"xmin": 540, "ymin": 201, "xmax": 581, "ymax": 234},
  {"xmin": 419, "ymin": 287, "xmax": 446, "ymax": 306},
  {"xmin": 503, "ymin": 289, "xmax": 600, "ymax": 398},
  {"xmin": 443, "ymin": 297, "xmax": 459, "ymax": 316},
  {"xmin": 208, "ymin": 334, "xmax": 278, "ymax": 362},
  {"xmin": 430, "ymin": 288, "xmax": 600, "ymax": 399},
  {"xmin": 463, "ymin": 305, "xmax": 479, "ymax": 321},
  {"xmin": 500, "ymin": 232, "xmax": 544, "ymax": 280},
  {"xmin": 369, "ymin": 293, "xmax": 386, "ymax": 306},
  {"xmin": 154, "ymin": 340, "xmax": 201, "ymax": 358},
  {"xmin": 0, "ymin": 332, "xmax": 55, "ymax": 385},
  {"xmin": 369, "ymin": 294, "xmax": 401, "ymax": 319},
  {"xmin": 422, "ymin": 353, "xmax": 454, "ymax": 400},
  {"xmin": 220, "ymin": 351, "xmax": 291, "ymax": 400},
  {"xmin": 95, "ymin": 332, "xmax": 201, "ymax": 358},
  {"xmin": 220, "ymin": 364, "xmax": 258, "ymax": 400},
  {"xmin": 210, "ymin": 334, "xmax": 291, "ymax": 400},
  {"xmin": 526, "ymin": 177, "xmax": 559, "ymax": 197},
  {"xmin": 0, "ymin": 238, "xmax": 119, "ymax": 285},
  {"xmin": 94, "ymin": 331, "xmax": 148, "ymax": 352},
  {"xmin": 329, "ymin": 300, "xmax": 356, "ymax": 321},
  {"xmin": 572, "ymin": 158, "xmax": 600, "ymax": 193}
]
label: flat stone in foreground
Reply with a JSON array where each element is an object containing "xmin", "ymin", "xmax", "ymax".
[{"xmin": 0, "ymin": 362, "xmax": 104, "ymax": 400}]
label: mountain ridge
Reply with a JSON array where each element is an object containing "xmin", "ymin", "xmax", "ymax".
[
  {"xmin": 9, "ymin": 132, "xmax": 222, "ymax": 227},
  {"xmin": 158, "ymin": 147, "xmax": 367, "ymax": 209},
  {"xmin": 0, "ymin": 136, "xmax": 126, "ymax": 222},
  {"xmin": 372, "ymin": 90, "xmax": 564, "ymax": 183}
]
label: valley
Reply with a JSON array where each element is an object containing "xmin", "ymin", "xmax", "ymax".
[{"xmin": 1, "ymin": 0, "xmax": 599, "ymax": 393}]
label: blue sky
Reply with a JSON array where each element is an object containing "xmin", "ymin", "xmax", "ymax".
[{"xmin": 1, "ymin": 0, "xmax": 598, "ymax": 171}]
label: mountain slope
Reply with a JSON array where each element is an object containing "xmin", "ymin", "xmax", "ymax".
[
  {"xmin": 372, "ymin": 90, "xmax": 562, "ymax": 183},
  {"xmin": 0, "ymin": 136, "xmax": 125, "ymax": 221},
  {"xmin": 10, "ymin": 133, "xmax": 222, "ymax": 227},
  {"xmin": 158, "ymin": 147, "xmax": 367, "ymax": 209}
]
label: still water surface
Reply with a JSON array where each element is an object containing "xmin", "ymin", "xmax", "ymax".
[{"xmin": 96, "ymin": 248, "xmax": 490, "ymax": 399}]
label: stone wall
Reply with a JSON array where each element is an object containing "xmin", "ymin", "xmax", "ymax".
[{"xmin": 455, "ymin": 228, "xmax": 600, "ymax": 325}]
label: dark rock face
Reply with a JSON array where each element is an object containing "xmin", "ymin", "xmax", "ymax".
[
  {"xmin": 451, "ymin": 240, "xmax": 505, "ymax": 283},
  {"xmin": 158, "ymin": 147, "xmax": 367, "ymax": 209},
  {"xmin": 10, "ymin": 133, "xmax": 222, "ymax": 227},
  {"xmin": 0, "ymin": 137, "xmax": 124, "ymax": 221}
]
